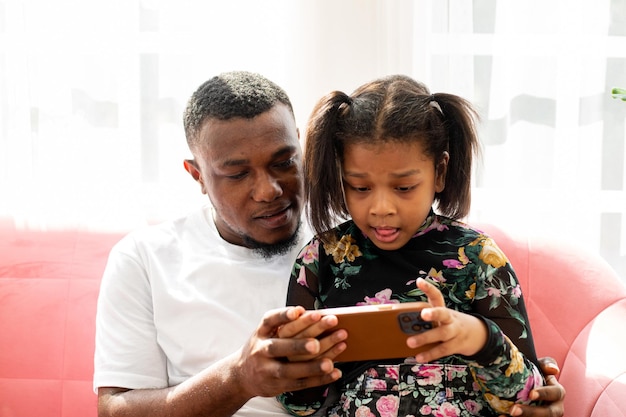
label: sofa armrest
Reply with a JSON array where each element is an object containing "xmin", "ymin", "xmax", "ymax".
[{"xmin": 559, "ymin": 299, "xmax": 626, "ymax": 417}]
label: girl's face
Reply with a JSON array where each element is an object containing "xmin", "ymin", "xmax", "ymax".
[{"xmin": 342, "ymin": 140, "xmax": 448, "ymax": 251}]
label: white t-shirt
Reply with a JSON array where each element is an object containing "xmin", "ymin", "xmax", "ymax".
[{"xmin": 94, "ymin": 205, "xmax": 310, "ymax": 416}]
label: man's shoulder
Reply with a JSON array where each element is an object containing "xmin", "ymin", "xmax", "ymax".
[{"xmin": 114, "ymin": 206, "xmax": 212, "ymax": 253}]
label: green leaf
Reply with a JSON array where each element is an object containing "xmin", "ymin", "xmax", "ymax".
[{"xmin": 612, "ymin": 87, "xmax": 626, "ymax": 101}]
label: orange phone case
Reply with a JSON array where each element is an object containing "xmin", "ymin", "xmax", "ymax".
[{"xmin": 318, "ymin": 302, "xmax": 439, "ymax": 362}]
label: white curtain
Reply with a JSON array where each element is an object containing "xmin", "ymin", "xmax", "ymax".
[{"xmin": 1, "ymin": 0, "xmax": 625, "ymax": 280}]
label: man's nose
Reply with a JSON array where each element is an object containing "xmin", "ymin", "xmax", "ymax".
[{"xmin": 252, "ymin": 172, "xmax": 283, "ymax": 202}]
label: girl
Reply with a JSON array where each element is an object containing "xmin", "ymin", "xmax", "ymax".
[{"xmin": 277, "ymin": 75, "xmax": 544, "ymax": 417}]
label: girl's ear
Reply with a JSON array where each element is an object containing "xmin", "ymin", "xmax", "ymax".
[
  {"xmin": 435, "ymin": 151, "xmax": 449, "ymax": 193},
  {"xmin": 183, "ymin": 159, "xmax": 207, "ymax": 194}
]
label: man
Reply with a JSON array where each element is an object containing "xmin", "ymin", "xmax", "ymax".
[{"xmin": 94, "ymin": 71, "xmax": 565, "ymax": 417}]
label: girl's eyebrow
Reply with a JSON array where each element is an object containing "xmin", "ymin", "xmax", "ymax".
[
  {"xmin": 390, "ymin": 169, "xmax": 421, "ymax": 178},
  {"xmin": 343, "ymin": 171, "xmax": 368, "ymax": 178},
  {"xmin": 343, "ymin": 169, "xmax": 421, "ymax": 178}
]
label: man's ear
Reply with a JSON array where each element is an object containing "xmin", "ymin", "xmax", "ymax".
[
  {"xmin": 184, "ymin": 159, "xmax": 201, "ymax": 181},
  {"xmin": 184, "ymin": 159, "xmax": 206, "ymax": 194},
  {"xmin": 435, "ymin": 151, "xmax": 449, "ymax": 193}
]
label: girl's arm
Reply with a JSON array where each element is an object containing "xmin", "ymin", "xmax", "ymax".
[
  {"xmin": 409, "ymin": 276, "xmax": 544, "ymax": 415},
  {"xmin": 278, "ymin": 238, "xmax": 338, "ymax": 416}
]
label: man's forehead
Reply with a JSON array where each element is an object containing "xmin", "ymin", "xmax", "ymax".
[{"xmin": 199, "ymin": 105, "xmax": 296, "ymax": 144}]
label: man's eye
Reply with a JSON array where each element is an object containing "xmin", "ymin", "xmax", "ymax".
[
  {"xmin": 227, "ymin": 172, "xmax": 247, "ymax": 180},
  {"xmin": 274, "ymin": 158, "xmax": 295, "ymax": 169}
]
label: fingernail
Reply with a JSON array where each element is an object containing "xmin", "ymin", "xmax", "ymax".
[
  {"xmin": 305, "ymin": 339, "xmax": 320, "ymax": 353},
  {"xmin": 547, "ymin": 363, "xmax": 560, "ymax": 372},
  {"xmin": 509, "ymin": 406, "xmax": 521, "ymax": 416}
]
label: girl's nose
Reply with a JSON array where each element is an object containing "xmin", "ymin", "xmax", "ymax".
[{"xmin": 369, "ymin": 192, "xmax": 396, "ymax": 217}]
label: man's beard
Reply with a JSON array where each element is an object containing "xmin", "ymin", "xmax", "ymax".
[{"xmin": 242, "ymin": 221, "xmax": 301, "ymax": 260}]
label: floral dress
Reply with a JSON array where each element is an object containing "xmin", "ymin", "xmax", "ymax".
[{"xmin": 278, "ymin": 212, "xmax": 544, "ymax": 417}]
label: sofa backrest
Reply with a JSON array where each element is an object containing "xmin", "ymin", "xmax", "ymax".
[
  {"xmin": 2, "ymin": 223, "xmax": 625, "ymax": 416},
  {"xmin": 0, "ymin": 227, "xmax": 124, "ymax": 417}
]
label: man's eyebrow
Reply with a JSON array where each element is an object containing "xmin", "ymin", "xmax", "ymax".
[
  {"xmin": 222, "ymin": 158, "xmax": 248, "ymax": 168},
  {"xmin": 221, "ymin": 145, "xmax": 297, "ymax": 168},
  {"xmin": 272, "ymin": 145, "xmax": 298, "ymax": 159}
]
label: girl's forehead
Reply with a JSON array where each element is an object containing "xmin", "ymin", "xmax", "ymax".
[
  {"xmin": 342, "ymin": 141, "xmax": 433, "ymax": 172},
  {"xmin": 344, "ymin": 140, "xmax": 428, "ymax": 156}
]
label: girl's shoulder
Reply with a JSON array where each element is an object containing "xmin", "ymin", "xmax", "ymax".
[
  {"xmin": 313, "ymin": 219, "xmax": 361, "ymax": 240},
  {"xmin": 421, "ymin": 214, "xmax": 486, "ymax": 241},
  {"xmin": 433, "ymin": 215, "xmax": 512, "ymax": 268}
]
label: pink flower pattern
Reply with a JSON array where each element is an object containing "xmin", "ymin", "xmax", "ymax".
[
  {"xmin": 376, "ymin": 395, "xmax": 399, "ymax": 417},
  {"xmin": 433, "ymin": 402, "xmax": 461, "ymax": 417},
  {"xmin": 298, "ymin": 240, "xmax": 319, "ymax": 264},
  {"xmin": 296, "ymin": 264, "xmax": 308, "ymax": 287},
  {"xmin": 357, "ymin": 288, "xmax": 400, "ymax": 306},
  {"xmin": 327, "ymin": 363, "xmax": 504, "ymax": 416}
]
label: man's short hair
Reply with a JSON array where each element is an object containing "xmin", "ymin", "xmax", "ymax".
[{"xmin": 183, "ymin": 71, "xmax": 294, "ymax": 149}]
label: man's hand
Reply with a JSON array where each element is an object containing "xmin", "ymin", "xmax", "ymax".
[
  {"xmin": 505, "ymin": 357, "xmax": 565, "ymax": 417},
  {"xmin": 276, "ymin": 308, "xmax": 348, "ymax": 362},
  {"xmin": 236, "ymin": 306, "xmax": 346, "ymax": 398},
  {"xmin": 98, "ymin": 307, "xmax": 347, "ymax": 417}
]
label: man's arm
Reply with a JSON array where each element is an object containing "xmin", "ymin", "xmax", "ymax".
[
  {"xmin": 98, "ymin": 307, "xmax": 344, "ymax": 417},
  {"xmin": 504, "ymin": 357, "xmax": 565, "ymax": 417}
]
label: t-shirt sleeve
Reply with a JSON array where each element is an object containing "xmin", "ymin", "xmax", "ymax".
[{"xmin": 93, "ymin": 235, "xmax": 168, "ymax": 392}]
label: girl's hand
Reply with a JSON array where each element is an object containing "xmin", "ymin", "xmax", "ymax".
[
  {"xmin": 406, "ymin": 278, "xmax": 488, "ymax": 362},
  {"xmin": 276, "ymin": 308, "xmax": 348, "ymax": 362}
]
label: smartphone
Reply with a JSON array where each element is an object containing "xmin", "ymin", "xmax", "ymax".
[{"xmin": 317, "ymin": 301, "xmax": 438, "ymax": 362}]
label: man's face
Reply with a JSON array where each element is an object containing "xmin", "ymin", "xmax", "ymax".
[{"xmin": 188, "ymin": 104, "xmax": 303, "ymax": 249}]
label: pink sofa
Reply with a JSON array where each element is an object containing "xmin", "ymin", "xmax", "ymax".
[
  {"xmin": 479, "ymin": 224, "xmax": 626, "ymax": 417},
  {"xmin": 0, "ymin": 226, "xmax": 122, "ymax": 417},
  {"xmin": 1, "ymin": 222, "xmax": 625, "ymax": 416}
]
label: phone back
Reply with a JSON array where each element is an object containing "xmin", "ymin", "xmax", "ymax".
[{"xmin": 318, "ymin": 302, "xmax": 439, "ymax": 363}]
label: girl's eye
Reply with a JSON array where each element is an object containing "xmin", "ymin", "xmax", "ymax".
[
  {"xmin": 346, "ymin": 183, "xmax": 369, "ymax": 192},
  {"xmin": 397, "ymin": 185, "xmax": 415, "ymax": 192}
]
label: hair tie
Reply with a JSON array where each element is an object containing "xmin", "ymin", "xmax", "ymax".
[{"xmin": 429, "ymin": 94, "xmax": 443, "ymax": 115}]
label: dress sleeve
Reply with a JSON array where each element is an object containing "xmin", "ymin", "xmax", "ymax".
[
  {"xmin": 279, "ymin": 237, "xmax": 332, "ymax": 416},
  {"xmin": 460, "ymin": 318, "xmax": 545, "ymax": 413},
  {"xmin": 459, "ymin": 235, "xmax": 545, "ymax": 412},
  {"xmin": 284, "ymin": 237, "xmax": 323, "ymax": 309}
]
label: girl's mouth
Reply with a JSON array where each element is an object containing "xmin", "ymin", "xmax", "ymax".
[{"xmin": 373, "ymin": 227, "xmax": 400, "ymax": 243}]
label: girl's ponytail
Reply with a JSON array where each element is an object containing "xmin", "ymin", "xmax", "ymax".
[
  {"xmin": 434, "ymin": 93, "xmax": 480, "ymax": 220},
  {"xmin": 304, "ymin": 91, "xmax": 352, "ymax": 235}
]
